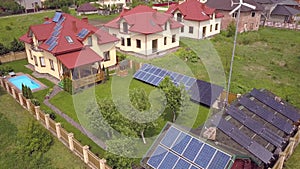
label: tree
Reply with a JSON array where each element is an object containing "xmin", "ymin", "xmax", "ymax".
[
  {"xmin": 10, "ymin": 38, "xmax": 24, "ymax": 52},
  {"xmin": 61, "ymin": 6, "xmax": 70, "ymax": 14},
  {"xmin": 0, "ymin": 42, "xmax": 9, "ymax": 56},
  {"xmin": 105, "ymin": 137, "xmax": 136, "ymax": 169},
  {"xmin": 158, "ymin": 76, "xmax": 184, "ymax": 122},
  {"xmin": 227, "ymin": 21, "xmax": 236, "ymax": 37},
  {"xmin": 129, "ymin": 88, "xmax": 149, "ymax": 111}
]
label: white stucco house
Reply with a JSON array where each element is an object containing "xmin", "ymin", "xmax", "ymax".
[
  {"xmin": 166, "ymin": 0, "xmax": 224, "ymax": 39},
  {"xmin": 104, "ymin": 5, "xmax": 183, "ymax": 58}
]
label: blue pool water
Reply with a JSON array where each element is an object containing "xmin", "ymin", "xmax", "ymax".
[{"xmin": 9, "ymin": 75, "xmax": 40, "ymax": 90}]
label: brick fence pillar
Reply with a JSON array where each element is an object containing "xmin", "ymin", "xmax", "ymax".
[
  {"xmin": 5, "ymin": 82, "xmax": 9, "ymax": 92},
  {"xmin": 83, "ymin": 145, "xmax": 89, "ymax": 164},
  {"xmin": 55, "ymin": 123, "xmax": 61, "ymax": 139},
  {"xmin": 0, "ymin": 78, "xmax": 4, "ymax": 87},
  {"xmin": 45, "ymin": 114, "xmax": 50, "ymax": 129},
  {"xmin": 35, "ymin": 106, "xmax": 40, "ymax": 120},
  {"xmin": 100, "ymin": 159, "xmax": 107, "ymax": 169},
  {"xmin": 26, "ymin": 99, "xmax": 31, "ymax": 111},
  {"xmin": 68, "ymin": 133, "xmax": 74, "ymax": 151},
  {"xmin": 18, "ymin": 93, "xmax": 24, "ymax": 106},
  {"xmin": 11, "ymin": 87, "xmax": 17, "ymax": 99}
]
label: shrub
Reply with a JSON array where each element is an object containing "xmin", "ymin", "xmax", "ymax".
[
  {"xmin": 44, "ymin": 110, "xmax": 56, "ymax": 120},
  {"xmin": 227, "ymin": 21, "xmax": 236, "ymax": 37},
  {"xmin": 63, "ymin": 78, "xmax": 72, "ymax": 94},
  {"xmin": 5, "ymin": 25, "xmax": 12, "ymax": 31},
  {"xmin": 10, "ymin": 38, "xmax": 24, "ymax": 52},
  {"xmin": 31, "ymin": 99, "xmax": 40, "ymax": 106},
  {"xmin": 0, "ymin": 42, "xmax": 9, "ymax": 56},
  {"xmin": 61, "ymin": 6, "xmax": 70, "ymax": 14}
]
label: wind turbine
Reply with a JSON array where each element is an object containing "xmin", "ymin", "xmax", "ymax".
[{"xmin": 225, "ymin": 0, "xmax": 256, "ymax": 106}]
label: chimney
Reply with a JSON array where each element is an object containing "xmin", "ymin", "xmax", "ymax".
[
  {"xmin": 44, "ymin": 16, "xmax": 49, "ymax": 21},
  {"xmin": 203, "ymin": 127, "xmax": 217, "ymax": 140},
  {"xmin": 72, "ymin": 21, "xmax": 77, "ymax": 33},
  {"xmin": 82, "ymin": 17, "xmax": 88, "ymax": 23}
]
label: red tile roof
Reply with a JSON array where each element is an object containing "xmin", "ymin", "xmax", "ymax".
[
  {"xmin": 19, "ymin": 33, "xmax": 32, "ymax": 44},
  {"xmin": 77, "ymin": 3, "xmax": 98, "ymax": 12},
  {"xmin": 56, "ymin": 47, "xmax": 103, "ymax": 69},
  {"xmin": 166, "ymin": 0, "xmax": 224, "ymax": 21},
  {"xmin": 20, "ymin": 12, "xmax": 118, "ymax": 55},
  {"xmin": 105, "ymin": 5, "xmax": 183, "ymax": 34}
]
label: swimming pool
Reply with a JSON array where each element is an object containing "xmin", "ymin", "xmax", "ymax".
[{"xmin": 9, "ymin": 75, "xmax": 41, "ymax": 90}]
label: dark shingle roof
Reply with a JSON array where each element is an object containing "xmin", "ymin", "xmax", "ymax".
[
  {"xmin": 206, "ymin": 0, "xmax": 264, "ymax": 11},
  {"xmin": 77, "ymin": 3, "xmax": 98, "ymax": 12},
  {"xmin": 271, "ymin": 5, "xmax": 300, "ymax": 15}
]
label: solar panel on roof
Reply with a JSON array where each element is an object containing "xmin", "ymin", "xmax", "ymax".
[
  {"xmin": 251, "ymin": 88, "xmax": 300, "ymax": 122},
  {"xmin": 77, "ymin": 28, "xmax": 90, "ymax": 39},
  {"xmin": 208, "ymin": 151, "xmax": 231, "ymax": 169},
  {"xmin": 53, "ymin": 12, "xmax": 62, "ymax": 22},
  {"xmin": 45, "ymin": 36, "xmax": 56, "ymax": 45},
  {"xmin": 227, "ymin": 106, "xmax": 285, "ymax": 148},
  {"xmin": 146, "ymin": 125, "xmax": 232, "ymax": 169},
  {"xmin": 194, "ymin": 144, "xmax": 216, "ymax": 168},
  {"xmin": 54, "ymin": 24, "xmax": 62, "ymax": 31},
  {"xmin": 57, "ymin": 16, "xmax": 65, "ymax": 25},
  {"xmin": 52, "ymin": 30, "xmax": 60, "ymax": 37},
  {"xmin": 48, "ymin": 41, "xmax": 57, "ymax": 51},
  {"xmin": 147, "ymin": 146, "xmax": 168, "ymax": 168},
  {"xmin": 239, "ymin": 97, "xmax": 294, "ymax": 134},
  {"xmin": 211, "ymin": 116, "xmax": 273, "ymax": 164}
]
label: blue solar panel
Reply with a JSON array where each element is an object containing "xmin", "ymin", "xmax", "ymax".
[
  {"xmin": 190, "ymin": 165, "xmax": 198, "ymax": 169},
  {"xmin": 251, "ymin": 88, "xmax": 300, "ymax": 122},
  {"xmin": 158, "ymin": 152, "xmax": 178, "ymax": 169},
  {"xmin": 45, "ymin": 36, "xmax": 56, "ymax": 45},
  {"xmin": 239, "ymin": 97, "xmax": 294, "ymax": 134},
  {"xmin": 174, "ymin": 159, "xmax": 191, "ymax": 169},
  {"xmin": 77, "ymin": 28, "xmax": 89, "ymax": 38},
  {"xmin": 161, "ymin": 127, "xmax": 181, "ymax": 148},
  {"xmin": 53, "ymin": 12, "xmax": 62, "ymax": 22},
  {"xmin": 182, "ymin": 138, "xmax": 203, "ymax": 161},
  {"xmin": 54, "ymin": 24, "xmax": 62, "ymax": 31},
  {"xmin": 52, "ymin": 30, "xmax": 60, "ymax": 37},
  {"xmin": 48, "ymin": 41, "xmax": 57, "ymax": 51},
  {"xmin": 171, "ymin": 132, "xmax": 192, "ymax": 154},
  {"xmin": 208, "ymin": 151, "xmax": 231, "ymax": 169},
  {"xmin": 57, "ymin": 16, "xmax": 65, "ymax": 25},
  {"xmin": 194, "ymin": 144, "xmax": 216, "ymax": 168},
  {"xmin": 147, "ymin": 146, "xmax": 168, "ymax": 168}
]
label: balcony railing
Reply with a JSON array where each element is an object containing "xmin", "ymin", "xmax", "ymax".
[
  {"xmin": 31, "ymin": 45, "xmax": 43, "ymax": 52},
  {"xmin": 72, "ymin": 72, "xmax": 105, "ymax": 89}
]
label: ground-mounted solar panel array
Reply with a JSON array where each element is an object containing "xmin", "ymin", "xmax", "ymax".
[
  {"xmin": 133, "ymin": 64, "xmax": 224, "ymax": 107},
  {"xmin": 147, "ymin": 126, "xmax": 232, "ymax": 169}
]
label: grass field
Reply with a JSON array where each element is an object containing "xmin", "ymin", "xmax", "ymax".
[{"xmin": 0, "ymin": 87, "xmax": 87, "ymax": 168}]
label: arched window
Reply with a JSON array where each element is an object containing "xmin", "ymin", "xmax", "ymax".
[{"xmin": 123, "ymin": 22, "xmax": 128, "ymax": 33}]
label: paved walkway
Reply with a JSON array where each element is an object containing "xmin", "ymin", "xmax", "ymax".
[{"xmin": 44, "ymin": 85, "xmax": 107, "ymax": 150}]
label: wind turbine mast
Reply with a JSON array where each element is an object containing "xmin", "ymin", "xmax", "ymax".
[{"xmin": 225, "ymin": 0, "xmax": 256, "ymax": 106}]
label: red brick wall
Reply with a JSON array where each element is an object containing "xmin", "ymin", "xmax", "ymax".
[{"xmin": 217, "ymin": 10, "xmax": 262, "ymax": 32}]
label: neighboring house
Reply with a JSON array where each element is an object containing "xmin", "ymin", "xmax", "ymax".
[
  {"xmin": 206, "ymin": 0, "xmax": 264, "ymax": 32},
  {"xmin": 255, "ymin": 0, "xmax": 300, "ymax": 23},
  {"xmin": 77, "ymin": 3, "xmax": 98, "ymax": 15},
  {"xmin": 19, "ymin": 12, "xmax": 118, "ymax": 89},
  {"xmin": 166, "ymin": 0, "xmax": 224, "ymax": 39},
  {"xmin": 270, "ymin": 4, "xmax": 300, "ymax": 22},
  {"xmin": 16, "ymin": 0, "xmax": 42, "ymax": 13},
  {"xmin": 104, "ymin": 5, "xmax": 183, "ymax": 58}
]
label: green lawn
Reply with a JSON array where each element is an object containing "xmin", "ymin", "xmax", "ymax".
[{"xmin": 0, "ymin": 87, "xmax": 87, "ymax": 169}]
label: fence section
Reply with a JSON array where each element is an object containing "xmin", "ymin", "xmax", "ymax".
[
  {"xmin": 0, "ymin": 77, "xmax": 111, "ymax": 169},
  {"xmin": 0, "ymin": 51, "xmax": 26, "ymax": 63},
  {"xmin": 262, "ymin": 21, "xmax": 300, "ymax": 30}
]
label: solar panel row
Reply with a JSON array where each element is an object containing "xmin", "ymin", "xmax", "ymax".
[
  {"xmin": 189, "ymin": 80, "xmax": 224, "ymax": 107},
  {"xmin": 239, "ymin": 97, "xmax": 294, "ymax": 134},
  {"xmin": 147, "ymin": 126, "xmax": 232, "ymax": 169},
  {"xmin": 211, "ymin": 116, "xmax": 273, "ymax": 164},
  {"xmin": 134, "ymin": 64, "xmax": 223, "ymax": 107},
  {"xmin": 227, "ymin": 106, "xmax": 285, "ymax": 148},
  {"xmin": 134, "ymin": 64, "xmax": 196, "ymax": 90},
  {"xmin": 251, "ymin": 89, "xmax": 300, "ymax": 122}
]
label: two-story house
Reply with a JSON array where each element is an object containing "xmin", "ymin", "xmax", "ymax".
[
  {"xmin": 19, "ymin": 12, "xmax": 119, "ymax": 89},
  {"xmin": 206, "ymin": 0, "xmax": 264, "ymax": 32},
  {"xmin": 104, "ymin": 5, "xmax": 183, "ymax": 58},
  {"xmin": 166, "ymin": 0, "xmax": 224, "ymax": 39}
]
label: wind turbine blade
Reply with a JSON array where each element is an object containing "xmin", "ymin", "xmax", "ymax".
[
  {"xmin": 242, "ymin": 2, "xmax": 256, "ymax": 10},
  {"xmin": 229, "ymin": 4, "xmax": 241, "ymax": 15}
]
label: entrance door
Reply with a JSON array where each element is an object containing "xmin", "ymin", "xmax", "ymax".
[
  {"xmin": 202, "ymin": 26, "xmax": 206, "ymax": 38},
  {"xmin": 152, "ymin": 39, "xmax": 158, "ymax": 53}
]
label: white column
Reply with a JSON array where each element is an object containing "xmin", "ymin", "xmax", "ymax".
[
  {"xmin": 55, "ymin": 123, "xmax": 61, "ymax": 139},
  {"xmin": 45, "ymin": 114, "xmax": 50, "ymax": 129},
  {"xmin": 100, "ymin": 159, "xmax": 107, "ymax": 169},
  {"xmin": 83, "ymin": 145, "xmax": 89, "ymax": 164},
  {"xmin": 11, "ymin": 87, "xmax": 17, "ymax": 99},
  {"xmin": 26, "ymin": 99, "xmax": 31, "ymax": 111},
  {"xmin": 68, "ymin": 133, "xmax": 74, "ymax": 151},
  {"xmin": 18, "ymin": 93, "xmax": 24, "ymax": 106},
  {"xmin": 35, "ymin": 106, "xmax": 40, "ymax": 120}
]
